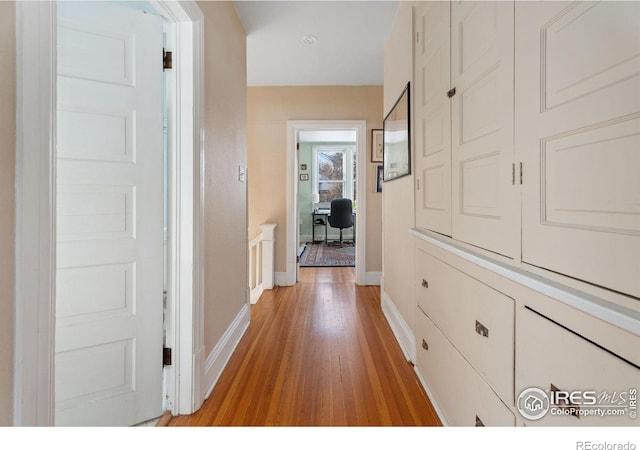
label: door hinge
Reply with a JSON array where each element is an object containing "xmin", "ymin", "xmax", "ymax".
[
  {"xmin": 416, "ymin": 178, "xmax": 420, "ymax": 190},
  {"xmin": 519, "ymin": 162, "xmax": 523, "ymax": 185},
  {"xmin": 297, "ymin": 255, "xmax": 300, "ymax": 263},
  {"xmin": 296, "ymin": 142, "xmax": 299, "ymax": 150},
  {"xmin": 163, "ymin": 49, "xmax": 173, "ymax": 71},
  {"xmin": 416, "ymin": 31, "xmax": 419, "ymax": 43},
  {"xmin": 163, "ymin": 347, "xmax": 172, "ymax": 366},
  {"xmin": 512, "ymin": 163, "xmax": 515, "ymax": 185}
]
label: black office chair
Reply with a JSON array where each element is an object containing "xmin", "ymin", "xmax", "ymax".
[{"xmin": 328, "ymin": 198, "xmax": 354, "ymax": 248}]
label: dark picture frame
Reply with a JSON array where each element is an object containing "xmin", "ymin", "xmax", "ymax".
[
  {"xmin": 371, "ymin": 129, "xmax": 383, "ymax": 162},
  {"xmin": 376, "ymin": 165, "xmax": 383, "ymax": 193},
  {"xmin": 383, "ymin": 82, "xmax": 411, "ymax": 182}
]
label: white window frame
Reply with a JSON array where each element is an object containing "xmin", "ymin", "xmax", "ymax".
[{"xmin": 311, "ymin": 145, "xmax": 356, "ymax": 203}]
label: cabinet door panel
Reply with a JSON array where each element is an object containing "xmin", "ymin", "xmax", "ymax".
[
  {"xmin": 516, "ymin": 306, "xmax": 640, "ymax": 426},
  {"xmin": 414, "ymin": 1, "xmax": 452, "ymax": 235},
  {"xmin": 451, "ymin": 1, "xmax": 517, "ymax": 258},
  {"xmin": 517, "ymin": 1, "xmax": 640, "ymax": 298}
]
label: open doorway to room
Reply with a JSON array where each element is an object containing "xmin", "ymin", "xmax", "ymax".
[
  {"xmin": 285, "ymin": 120, "xmax": 367, "ymax": 286},
  {"xmin": 297, "ymin": 130, "xmax": 357, "ymax": 268}
]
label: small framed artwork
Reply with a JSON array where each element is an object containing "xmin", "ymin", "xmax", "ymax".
[
  {"xmin": 371, "ymin": 129, "xmax": 383, "ymax": 163},
  {"xmin": 376, "ymin": 165, "xmax": 383, "ymax": 193},
  {"xmin": 300, "ymin": 164, "xmax": 307, "ymax": 171},
  {"xmin": 299, "ymin": 174, "xmax": 309, "ymax": 181}
]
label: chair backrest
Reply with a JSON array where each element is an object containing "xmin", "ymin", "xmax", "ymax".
[{"xmin": 328, "ymin": 198, "xmax": 353, "ymax": 228}]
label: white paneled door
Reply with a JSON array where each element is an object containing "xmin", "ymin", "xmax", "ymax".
[
  {"xmin": 517, "ymin": 1, "xmax": 640, "ymax": 298},
  {"xmin": 56, "ymin": 2, "xmax": 164, "ymax": 425},
  {"xmin": 414, "ymin": 1, "xmax": 452, "ymax": 236},
  {"xmin": 451, "ymin": 1, "xmax": 517, "ymax": 258}
]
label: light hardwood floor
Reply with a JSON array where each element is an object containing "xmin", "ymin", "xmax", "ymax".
[{"xmin": 165, "ymin": 267, "xmax": 441, "ymax": 426}]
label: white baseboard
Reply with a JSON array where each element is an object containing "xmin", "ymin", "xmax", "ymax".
[
  {"xmin": 381, "ymin": 291, "xmax": 416, "ymax": 362},
  {"xmin": 275, "ymin": 272, "xmax": 290, "ymax": 286},
  {"xmin": 250, "ymin": 285, "xmax": 264, "ymax": 304},
  {"xmin": 203, "ymin": 304, "xmax": 250, "ymax": 399},
  {"xmin": 364, "ymin": 271, "xmax": 382, "ymax": 285},
  {"xmin": 413, "ymin": 365, "xmax": 448, "ymax": 426}
]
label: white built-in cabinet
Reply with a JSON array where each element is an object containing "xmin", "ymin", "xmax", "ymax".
[
  {"xmin": 414, "ymin": 1, "xmax": 518, "ymax": 258},
  {"xmin": 410, "ymin": 0, "xmax": 640, "ymax": 427},
  {"xmin": 415, "ymin": 0, "xmax": 640, "ymax": 297},
  {"xmin": 414, "ymin": 1, "xmax": 451, "ymax": 235},
  {"xmin": 450, "ymin": 1, "xmax": 518, "ymax": 258},
  {"xmin": 517, "ymin": 1, "xmax": 640, "ymax": 299},
  {"xmin": 412, "ymin": 234, "xmax": 640, "ymax": 427}
]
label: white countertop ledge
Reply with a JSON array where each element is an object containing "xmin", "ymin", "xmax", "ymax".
[{"xmin": 409, "ymin": 228, "xmax": 640, "ymax": 337}]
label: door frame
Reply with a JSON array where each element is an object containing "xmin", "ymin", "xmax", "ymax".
[
  {"xmin": 286, "ymin": 120, "xmax": 367, "ymax": 285},
  {"xmin": 14, "ymin": 1, "xmax": 205, "ymax": 425}
]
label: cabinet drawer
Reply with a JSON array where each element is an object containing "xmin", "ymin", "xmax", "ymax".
[
  {"xmin": 516, "ymin": 307, "xmax": 640, "ymax": 426},
  {"xmin": 415, "ymin": 308, "xmax": 515, "ymax": 426},
  {"xmin": 415, "ymin": 248, "xmax": 515, "ymax": 402}
]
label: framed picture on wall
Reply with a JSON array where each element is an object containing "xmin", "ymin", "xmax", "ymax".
[
  {"xmin": 383, "ymin": 82, "xmax": 410, "ymax": 182},
  {"xmin": 376, "ymin": 165, "xmax": 383, "ymax": 193},
  {"xmin": 371, "ymin": 129, "xmax": 383, "ymax": 162}
]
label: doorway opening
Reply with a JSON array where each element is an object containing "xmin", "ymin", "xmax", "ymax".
[
  {"xmin": 286, "ymin": 120, "xmax": 367, "ymax": 285},
  {"xmin": 297, "ymin": 130, "xmax": 356, "ymax": 268}
]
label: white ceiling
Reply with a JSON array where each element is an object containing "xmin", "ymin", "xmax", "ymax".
[{"xmin": 233, "ymin": 1, "xmax": 398, "ymax": 86}]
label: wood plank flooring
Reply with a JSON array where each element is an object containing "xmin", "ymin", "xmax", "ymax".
[{"xmin": 165, "ymin": 267, "xmax": 441, "ymax": 426}]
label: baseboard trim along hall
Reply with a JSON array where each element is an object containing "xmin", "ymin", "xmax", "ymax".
[
  {"xmin": 381, "ymin": 291, "xmax": 416, "ymax": 363},
  {"xmin": 274, "ymin": 272, "xmax": 285, "ymax": 286},
  {"xmin": 203, "ymin": 304, "xmax": 250, "ymax": 398},
  {"xmin": 250, "ymin": 285, "xmax": 264, "ymax": 305},
  {"xmin": 414, "ymin": 366, "xmax": 448, "ymax": 426},
  {"xmin": 364, "ymin": 271, "xmax": 382, "ymax": 285}
]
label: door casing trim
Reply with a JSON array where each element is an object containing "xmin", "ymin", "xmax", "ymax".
[{"xmin": 285, "ymin": 120, "xmax": 367, "ymax": 286}]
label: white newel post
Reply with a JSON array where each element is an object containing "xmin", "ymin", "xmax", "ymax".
[{"xmin": 260, "ymin": 223, "xmax": 277, "ymax": 289}]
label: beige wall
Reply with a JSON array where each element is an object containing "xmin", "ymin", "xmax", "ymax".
[
  {"xmin": 199, "ymin": 1, "xmax": 248, "ymax": 355},
  {"xmin": 247, "ymin": 86, "xmax": 384, "ymax": 274},
  {"xmin": 382, "ymin": 3, "xmax": 415, "ymax": 328},
  {"xmin": 0, "ymin": 2, "xmax": 15, "ymax": 426}
]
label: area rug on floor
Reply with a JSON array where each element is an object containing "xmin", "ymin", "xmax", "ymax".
[{"xmin": 299, "ymin": 242, "xmax": 355, "ymax": 267}]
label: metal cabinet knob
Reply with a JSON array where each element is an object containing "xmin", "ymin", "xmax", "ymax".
[
  {"xmin": 421, "ymin": 279, "xmax": 429, "ymax": 288},
  {"xmin": 421, "ymin": 339, "xmax": 429, "ymax": 351}
]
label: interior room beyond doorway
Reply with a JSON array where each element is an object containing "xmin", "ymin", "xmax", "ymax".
[{"xmin": 298, "ymin": 129, "xmax": 356, "ymax": 268}]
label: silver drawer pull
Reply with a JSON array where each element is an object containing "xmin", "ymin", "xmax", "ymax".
[
  {"xmin": 421, "ymin": 279, "xmax": 429, "ymax": 288},
  {"xmin": 475, "ymin": 320, "xmax": 489, "ymax": 338},
  {"xmin": 421, "ymin": 339, "xmax": 429, "ymax": 350},
  {"xmin": 475, "ymin": 415, "xmax": 485, "ymax": 427}
]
